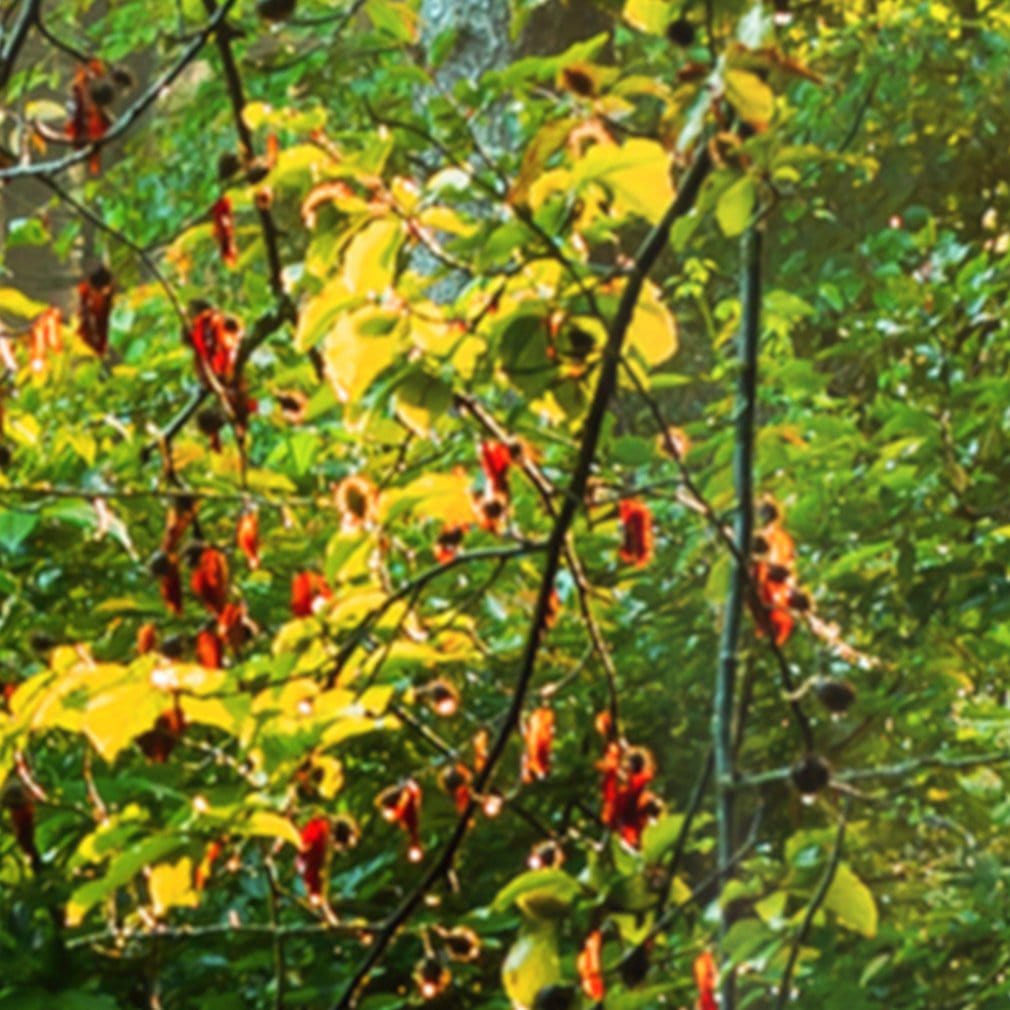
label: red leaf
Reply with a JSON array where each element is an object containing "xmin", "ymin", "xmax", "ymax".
[
  {"xmin": 29, "ymin": 308, "xmax": 62, "ymax": 373},
  {"xmin": 296, "ymin": 816, "xmax": 330, "ymax": 899},
  {"xmin": 211, "ymin": 195, "xmax": 238, "ymax": 267},
  {"xmin": 618, "ymin": 498, "xmax": 653, "ymax": 567},
  {"xmin": 9, "ymin": 799, "xmax": 40, "ymax": 871},
  {"xmin": 291, "ymin": 571, "xmax": 331, "ymax": 617},
  {"xmin": 191, "ymin": 548, "xmax": 229, "ymax": 614},
  {"xmin": 160, "ymin": 561, "xmax": 183, "ymax": 616},
  {"xmin": 479, "ymin": 440, "xmax": 511, "ymax": 497},
  {"xmin": 377, "ymin": 779, "xmax": 423, "ymax": 862},
  {"xmin": 577, "ymin": 930, "xmax": 605, "ymax": 1001},
  {"xmin": 521, "ymin": 707, "xmax": 554, "ymax": 783},
  {"xmin": 136, "ymin": 622, "xmax": 158, "ymax": 655},
  {"xmin": 76, "ymin": 267, "xmax": 113, "ymax": 356},
  {"xmin": 236, "ymin": 510, "xmax": 259, "ymax": 569},
  {"xmin": 195, "ymin": 629, "xmax": 223, "ymax": 669},
  {"xmin": 694, "ymin": 951, "xmax": 718, "ymax": 1010}
]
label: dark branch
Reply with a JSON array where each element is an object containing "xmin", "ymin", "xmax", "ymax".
[
  {"xmin": 713, "ymin": 224, "xmax": 762, "ymax": 1010},
  {"xmin": 327, "ymin": 143, "xmax": 712, "ymax": 1010},
  {"xmin": 0, "ymin": 0, "xmax": 239, "ymax": 181},
  {"xmin": 201, "ymin": 0, "xmax": 286, "ymax": 299}
]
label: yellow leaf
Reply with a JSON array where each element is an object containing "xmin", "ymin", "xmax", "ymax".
[
  {"xmin": 510, "ymin": 118, "xmax": 577, "ymax": 207},
  {"xmin": 417, "ymin": 205, "xmax": 474, "ymax": 236},
  {"xmin": 724, "ymin": 69, "xmax": 775, "ymax": 127},
  {"xmin": 572, "ymin": 138, "xmax": 674, "ymax": 222},
  {"xmin": 824, "ymin": 863, "xmax": 878, "ymax": 938},
  {"xmin": 295, "ymin": 275, "xmax": 353, "ymax": 353},
  {"xmin": 84, "ymin": 681, "xmax": 165, "ymax": 763},
  {"xmin": 243, "ymin": 811, "xmax": 303, "ymax": 849},
  {"xmin": 149, "ymin": 858, "xmax": 199, "ymax": 915},
  {"xmin": 342, "ymin": 217, "xmax": 403, "ymax": 295},
  {"xmin": 394, "ymin": 370, "xmax": 452, "ymax": 437},
  {"xmin": 622, "ymin": 0, "xmax": 673, "ymax": 34},
  {"xmin": 528, "ymin": 168, "xmax": 572, "ymax": 212},
  {"xmin": 322, "ymin": 307, "xmax": 402, "ymax": 404},
  {"xmin": 0, "ymin": 287, "xmax": 49, "ymax": 320},
  {"xmin": 409, "ymin": 307, "xmax": 457, "ymax": 354},
  {"xmin": 628, "ymin": 281, "xmax": 679, "ymax": 365},
  {"xmin": 381, "ymin": 470, "xmax": 475, "ymax": 526},
  {"xmin": 184, "ymin": 696, "xmax": 248, "ymax": 736}
]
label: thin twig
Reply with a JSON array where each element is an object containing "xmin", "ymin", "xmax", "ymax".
[
  {"xmin": 774, "ymin": 799, "xmax": 849, "ymax": 1010},
  {"xmin": 34, "ymin": 11, "xmax": 92, "ymax": 65},
  {"xmin": 325, "ymin": 544, "xmax": 547, "ymax": 688}
]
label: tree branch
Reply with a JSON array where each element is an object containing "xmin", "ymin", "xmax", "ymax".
[
  {"xmin": 201, "ymin": 0, "xmax": 286, "ymax": 299},
  {"xmin": 713, "ymin": 224, "xmax": 762, "ymax": 1010},
  {"xmin": 454, "ymin": 392, "xmax": 622, "ymax": 736},
  {"xmin": 0, "ymin": 0, "xmax": 240, "ymax": 181},
  {"xmin": 327, "ymin": 143, "xmax": 712, "ymax": 1010},
  {"xmin": 622, "ymin": 360, "xmax": 814, "ymax": 750},
  {"xmin": 0, "ymin": 0, "xmax": 39, "ymax": 90}
]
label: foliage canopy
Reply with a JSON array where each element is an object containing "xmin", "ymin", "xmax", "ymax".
[{"xmin": 1, "ymin": 1, "xmax": 1010, "ymax": 1009}]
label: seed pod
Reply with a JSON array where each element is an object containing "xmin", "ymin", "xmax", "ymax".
[
  {"xmin": 758, "ymin": 500, "xmax": 780, "ymax": 524},
  {"xmin": 160, "ymin": 634, "xmax": 188, "ymax": 659},
  {"xmin": 257, "ymin": 0, "xmax": 297, "ymax": 19},
  {"xmin": 110, "ymin": 65, "xmax": 135, "ymax": 89},
  {"xmin": 331, "ymin": 814, "xmax": 360, "ymax": 850},
  {"xmin": 413, "ymin": 955, "xmax": 450, "ymax": 999},
  {"xmin": 440, "ymin": 926, "xmax": 481, "ymax": 962},
  {"xmin": 666, "ymin": 17, "xmax": 695, "ymax": 47},
  {"xmin": 28, "ymin": 631, "xmax": 55, "ymax": 654},
  {"xmin": 532, "ymin": 985, "xmax": 576, "ymax": 1010},
  {"xmin": 813, "ymin": 677, "xmax": 856, "ymax": 715},
  {"xmin": 528, "ymin": 839, "xmax": 563, "ymax": 870},
  {"xmin": 246, "ymin": 160, "xmax": 271, "ymax": 184},
  {"xmin": 218, "ymin": 151, "xmax": 241, "ymax": 181},
  {"xmin": 791, "ymin": 754, "xmax": 831, "ymax": 796},
  {"xmin": 197, "ymin": 406, "xmax": 227, "ymax": 436},
  {"xmin": 620, "ymin": 944, "xmax": 650, "ymax": 988},
  {"xmin": 148, "ymin": 550, "xmax": 174, "ymax": 578},
  {"xmin": 88, "ymin": 78, "xmax": 116, "ymax": 107}
]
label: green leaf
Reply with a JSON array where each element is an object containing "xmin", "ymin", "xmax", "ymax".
[
  {"xmin": 823, "ymin": 863, "xmax": 878, "ymax": 938},
  {"xmin": 393, "ymin": 369, "xmax": 452, "ymax": 437},
  {"xmin": 641, "ymin": 812, "xmax": 686, "ymax": 862},
  {"xmin": 716, "ymin": 176, "xmax": 757, "ymax": 237},
  {"xmin": 66, "ymin": 833, "xmax": 188, "ymax": 926},
  {"xmin": 493, "ymin": 869, "xmax": 583, "ymax": 919},
  {"xmin": 0, "ymin": 510, "xmax": 38, "ymax": 552},
  {"xmin": 501, "ymin": 921, "xmax": 562, "ymax": 1010}
]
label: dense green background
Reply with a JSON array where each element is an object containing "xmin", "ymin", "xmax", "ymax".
[{"xmin": 2, "ymin": 1, "xmax": 1009, "ymax": 1008}]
